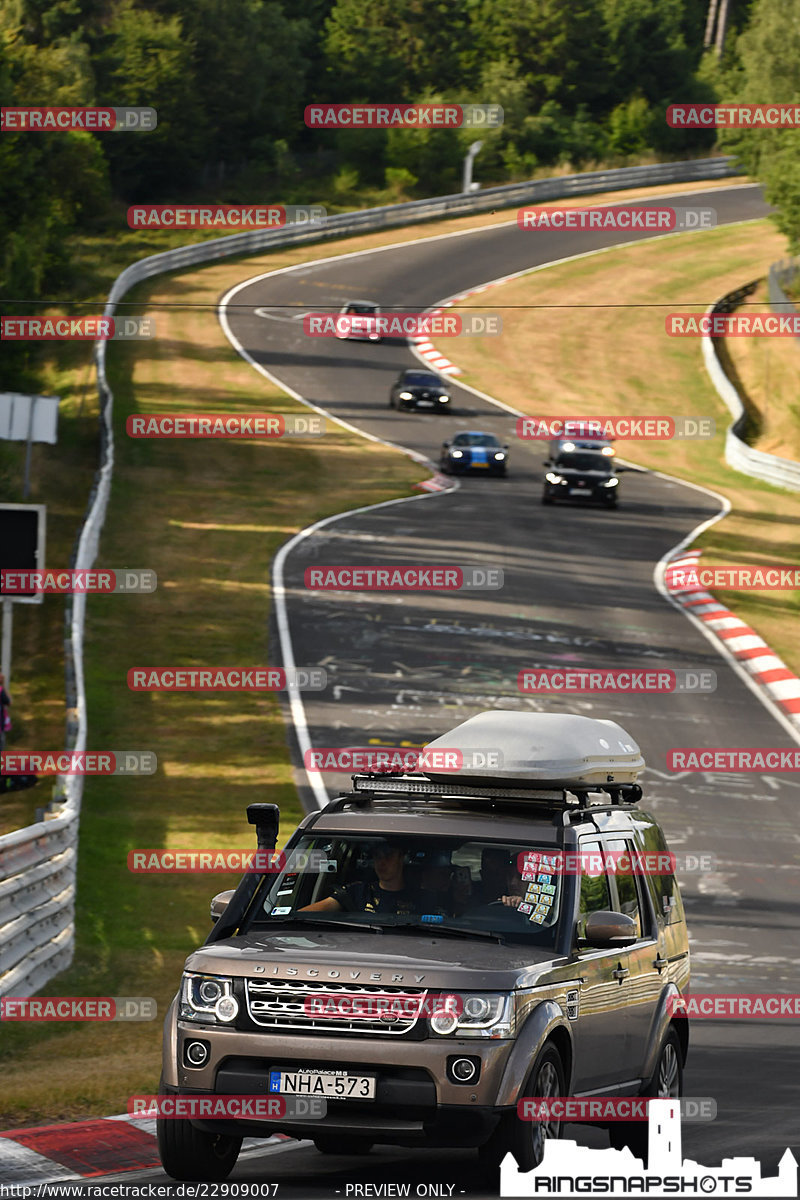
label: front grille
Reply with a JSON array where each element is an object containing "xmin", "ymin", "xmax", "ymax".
[{"xmin": 245, "ymin": 979, "xmax": 428, "ymax": 1035}]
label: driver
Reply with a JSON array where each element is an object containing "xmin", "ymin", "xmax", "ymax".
[{"xmin": 300, "ymin": 840, "xmax": 416, "ymax": 915}]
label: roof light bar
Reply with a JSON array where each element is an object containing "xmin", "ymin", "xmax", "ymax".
[{"xmin": 351, "ymin": 774, "xmax": 567, "ymax": 802}]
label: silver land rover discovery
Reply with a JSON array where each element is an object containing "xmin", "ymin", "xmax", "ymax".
[{"xmin": 158, "ymin": 711, "xmax": 690, "ymax": 1180}]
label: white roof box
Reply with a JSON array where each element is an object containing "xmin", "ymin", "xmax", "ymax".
[{"xmin": 423, "ymin": 711, "xmax": 644, "ymax": 787}]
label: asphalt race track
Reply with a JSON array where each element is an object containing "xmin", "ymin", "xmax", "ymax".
[{"xmin": 107, "ymin": 183, "xmax": 800, "ymax": 1193}]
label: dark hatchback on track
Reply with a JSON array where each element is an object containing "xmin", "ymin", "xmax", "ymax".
[
  {"xmin": 440, "ymin": 431, "xmax": 508, "ymax": 476},
  {"xmin": 389, "ymin": 369, "xmax": 451, "ymax": 412},
  {"xmin": 542, "ymin": 450, "xmax": 620, "ymax": 507}
]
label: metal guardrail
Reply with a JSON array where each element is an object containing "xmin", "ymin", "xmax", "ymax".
[
  {"xmin": 702, "ymin": 282, "xmax": 800, "ymax": 491},
  {"xmin": 767, "ymin": 258, "xmax": 800, "ymax": 344},
  {"xmin": 0, "ymin": 156, "xmax": 744, "ymax": 997}
]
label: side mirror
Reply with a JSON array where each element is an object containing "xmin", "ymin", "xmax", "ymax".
[
  {"xmin": 442, "ymin": 441, "xmax": 451, "ymax": 449},
  {"xmin": 543, "ymin": 459, "xmax": 552, "ymax": 467},
  {"xmin": 210, "ymin": 889, "xmax": 235, "ymax": 924},
  {"xmin": 578, "ymin": 910, "xmax": 637, "ymax": 948},
  {"xmin": 247, "ymin": 803, "xmax": 280, "ymax": 850}
]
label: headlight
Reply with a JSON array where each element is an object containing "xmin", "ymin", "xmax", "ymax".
[
  {"xmin": 429, "ymin": 993, "xmax": 514, "ymax": 1039},
  {"xmin": 180, "ymin": 973, "xmax": 239, "ymax": 1024},
  {"xmin": 545, "ymin": 472, "xmax": 563, "ymax": 484},
  {"xmin": 399, "ymin": 391, "xmax": 413, "ymax": 400},
  {"xmin": 451, "ymin": 450, "xmax": 464, "ymax": 458},
  {"xmin": 602, "ymin": 446, "xmax": 615, "ymax": 456},
  {"xmin": 602, "ymin": 477, "xmax": 619, "ymax": 487},
  {"xmin": 438, "ymin": 394, "xmax": 450, "ymax": 402},
  {"xmin": 561, "ymin": 442, "xmax": 575, "ymax": 452},
  {"xmin": 493, "ymin": 452, "xmax": 506, "ymax": 461}
]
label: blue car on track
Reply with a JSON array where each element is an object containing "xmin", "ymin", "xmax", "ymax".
[{"xmin": 439, "ymin": 430, "xmax": 509, "ymax": 476}]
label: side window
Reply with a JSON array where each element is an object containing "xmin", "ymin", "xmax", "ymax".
[
  {"xmin": 578, "ymin": 838, "xmax": 611, "ymax": 919},
  {"xmin": 605, "ymin": 837, "xmax": 645, "ymax": 938}
]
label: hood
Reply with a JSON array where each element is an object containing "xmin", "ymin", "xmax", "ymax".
[{"xmin": 187, "ymin": 928, "xmax": 565, "ymax": 990}]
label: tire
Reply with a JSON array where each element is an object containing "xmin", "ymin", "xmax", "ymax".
[
  {"xmin": 608, "ymin": 1028, "xmax": 683, "ymax": 1160},
  {"xmin": 479, "ymin": 1043, "xmax": 564, "ymax": 1173},
  {"xmin": 313, "ymin": 1135, "xmax": 373, "ymax": 1155},
  {"xmin": 157, "ymin": 1108, "xmax": 242, "ymax": 1182}
]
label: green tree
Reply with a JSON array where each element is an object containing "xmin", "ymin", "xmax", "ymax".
[{"xmin": 718, "ymin": 0, "xmax": 800, "ymax": 252}]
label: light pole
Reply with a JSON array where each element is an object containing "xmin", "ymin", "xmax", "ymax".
[{"xmin": 462, "ymin": 140, "xmax": 484, "ymax": 194}]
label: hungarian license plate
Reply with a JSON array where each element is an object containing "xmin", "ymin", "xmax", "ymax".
[
  {"xmin": 269, "ymin": 1069, "xmax": 376, "ymax": 1101},
  {"xmin": 569, "ymin": 487, "xmax": 587, "ymax": 494},
  {"xmin": 417, "ymin": 399, "xmax": 434, "ymax": 407},
  {"xmin": 473, "ymin": 461, "xmax": 489, "ymax": 468}
]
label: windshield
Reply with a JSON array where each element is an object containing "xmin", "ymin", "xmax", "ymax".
[
  {"xmin": 347, "ymin": 303, "xmax": 379, "ymax": 315},
  {"xmin": 405, "ymin": 373, "xmax": 441, "ymax": 386},
  {"xmin": 246, "ymin": 833, "xmax": 564, "ymax": 945},
  {"xmin": 452, "ymin": 433, "xmax": 500, "ymax": 448},
  {"xmin": 555, "ymin": 452, "xmax": 613, "ymax": 472}
]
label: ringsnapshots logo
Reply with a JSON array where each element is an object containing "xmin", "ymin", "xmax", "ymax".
[
  {"xmin": 127, "ymin": 667, "xmax": 326, "ymax": 692},
  {"xmin": 304, "ymin": 747, "xmax": 503, "ymax": 773},
  {"xmin": 518, "ymin": 668, "xmax": 717, "ymax": 694},
  {"xmin": 303, "ymin": 311, "xmax": 502, "ymax": 338},
  {"xmin": 128, "ymin": 204, "xmax": 326, "ymax": 229},
  {"xmin": 1, "ymin": 106, "xmax": 156, "ymax": 131},
  {"xmin": 0, "ymin": 751, "xmax": 156, "ymax": 775},
  {"xmin": 2, "ymin": 316, "xmax": 154, "ymax": 340},
  {"xmin": 305, "ymin": 103, "xmax": 503, "ymax": 128},
  {"xmin": 517, "ymin": 416, "xmax": 714, "ymax": 440},
  {"xmin": 1, "ymin": 569, "xmax": 156, "ymax": 595},
  {"xmin": 128, "ymin": 848, "xmax": 334, "ymax": 873},
  {"xmin": 304, "ymin": 566, "xmax": 503, "ymax": 590},
  {"xmin": 667, "ymin": 312, "xmax": 800, "ymax": 337},
  {"xmin": 517, "ymin": 206, "xmax": 716, "ymax": 232},
  {"xmin": 0, "ymin": 997, "xmax": 156, "ymax": 1021},
  {"xmin": 668, "ymin": 748, "xmax": 800, "ymax": 772},
  {"xmin": 126, "ymin": 413, "xmax": 323, "ymax": 438},
  {"xmin": 667, "ymin": 103, "xmax": 800, "ymax": 128}
]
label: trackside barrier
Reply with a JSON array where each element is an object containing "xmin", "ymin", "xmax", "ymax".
[
  {"xmin": 0, "ymin": 156, "xmax": 743, "ymax": 997},
  {"xmin": 702, "ymin": 281, "xmax": 800, "ymax": 491},
  {"xmin": 767, "ymin": 258, "xmax": 800, "ymax": 345}
]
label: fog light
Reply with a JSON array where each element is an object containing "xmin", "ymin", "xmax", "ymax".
[
  {"xmin": 185, "ymin": 1040, "xmax": 210, "ymax": 1067},
  {"xmin": 448, "ymin": 1055, "xmax": 481, "ymax": 1084}
]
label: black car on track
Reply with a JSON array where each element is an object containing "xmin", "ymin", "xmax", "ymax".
[
  {"xmin": 440, "ymin": 430, "xmax": 508, "ymax": 476},
  {"xmin": 390, "ymin": 369, "xmax": 451, "ymax": 412},
  {"xmin": 542, "ymin": 449, "xmax": 620, "ymax": 507}
]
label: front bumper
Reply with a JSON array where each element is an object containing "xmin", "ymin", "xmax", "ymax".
[{"xmin": 168, "ymin": 1023, "xmax": 514, "ymax": 1145}]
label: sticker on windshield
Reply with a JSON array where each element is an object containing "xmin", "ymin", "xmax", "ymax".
[
  {"xmin": 528, "ymin": 910, "xmax": 548, "ymax": 924},
  {"xmin": 271, "ymin": 906, "xmax": 292, "ymax": 916},
  {"xmin": 526, "ymin": 883, "xmax": 541, "ymax": 897},
  {"xmin": 518, "ymin": 902, "xmax": 533, "ymax": 914}
]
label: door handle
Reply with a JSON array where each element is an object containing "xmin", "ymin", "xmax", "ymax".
[
  {"xmin": 654, "ymin": 955, "xmax": 668, "ymax": 973},
  {"xmin": 612, "ymin": 965, "xmax": 629, "ymax": 983}
]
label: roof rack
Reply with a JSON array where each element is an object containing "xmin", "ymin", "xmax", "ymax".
[{"xmin": 345, "ymin": 773, "xmax": 642, "ymax": 808}]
